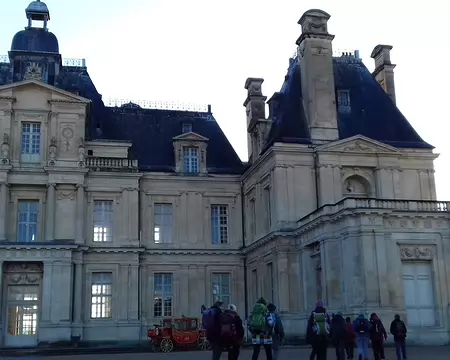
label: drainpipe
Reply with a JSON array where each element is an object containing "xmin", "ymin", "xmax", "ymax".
[{"xmin": 241, "ymin": 185, "xmax": 249, "ymax": 319}]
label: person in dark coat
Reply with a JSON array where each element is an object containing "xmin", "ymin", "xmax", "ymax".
[
  {"xmin": 330, "ymin": 312, "xmax": 347, "ymax": 360},
  {"xmin": 223, "ymin": 304, "xmax": 245, "ymax": 360},
  {"xmin": 369, "ymin": 313, "xmax": 387, "ymax": 360},
  {"xmin": 206, "ymin": 300, "xmax": 224, "ymax": 360},
  {"xmin": 306, "ymin": 300, "xmax": 330, "ymax": 360},
  {"xmin": 345, "ymin": 317, "xmax": 356, "ymax": 359},
  {"xmin": 390, "ymin": 314, "xmax": 407, "ymax": 360}
]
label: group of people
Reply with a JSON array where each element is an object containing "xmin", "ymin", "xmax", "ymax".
[
  {"xmin": 202, "ymin": 298, "xmax": 408, "ymax": 360},
  {"xmin": 202, "ymin": 297, "xmax": 284, "ymax": 360},
  {"xmin": 306, "ymin": 301, "xmax": 408, "ymax": 360}
]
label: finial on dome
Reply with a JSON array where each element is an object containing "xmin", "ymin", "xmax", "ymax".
[{"xmin": 25, "ymin": 0, "xmax": 50, "ymax": 30}]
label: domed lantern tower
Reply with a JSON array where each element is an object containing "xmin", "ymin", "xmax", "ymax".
[{"xmin": 8, "ymin": 0, "xmax": 61, "ymax": 85}]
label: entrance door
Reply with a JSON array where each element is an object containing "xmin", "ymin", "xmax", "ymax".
[
  {"xmin": 5, "ymin": 285, "xmax": 39, "ymax": 347},
  {"xmin": 402, "ymin": 262, "xmax": 435, "ymax": 327}
]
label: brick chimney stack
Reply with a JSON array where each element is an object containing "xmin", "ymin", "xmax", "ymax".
[{"xmin": 371, "ymin": 45, "xmax": 396, "ymax": 104}]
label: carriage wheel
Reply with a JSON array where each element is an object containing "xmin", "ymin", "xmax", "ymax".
[
  {"xmin": 149, "ymin": 341, "xmax": 160, "ymax": 352},
  {"xmin": 198, "ymin": 336, "xmax": 211, "ymax": 351},
  {"xmin": 160, "ymin": 338, "xmax": 174, "ymax": 353}
]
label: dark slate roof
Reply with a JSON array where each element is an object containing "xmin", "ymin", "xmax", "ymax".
[
  {"xmin": 267, "ymin": 55, "xmax": 433, "ymax": 150},
  {"xmin": 102, "ymin": 106, "xmax": 244, "ymax": 174},
  {"xmin": 11, "ymin": 28, "xmax": 59, "ymax": 54}
]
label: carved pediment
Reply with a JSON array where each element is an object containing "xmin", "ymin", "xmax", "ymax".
[
  {"xmin": 400, "ymin": 245, "xmax": 434, "ymax": 260},
  {"xmin": 317, "ymin": 135, "xmax": 401, "ymax": 155},
  {"xmin": 0, "ymin": 80, "xmax": 90, "ymax": 104},
  {"xmin": 173, "ymin": 131, "xmax": 209, "ymax": 142}
]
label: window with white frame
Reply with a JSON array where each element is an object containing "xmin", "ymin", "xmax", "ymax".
[
  {"xmin": 154, "ymin": 203, "xmax": 173, "ymax": 244},
  {"xmin": 93, "ymin": 200, "xmax": 113, "ymax": 242},
  {"xmin": 264, "ymin": 187, "xmax": 271, "ymax": 230},
  {"xmin": 211, "ymin": 205, "xmax": 228, "ymax": 244},
  {"xmin": 183, "ymin": 147, "xmax": 199, "ymax": 173},
  {"xmin": 212, "ymin": 273, "xmax": 230, "ymax": 306},
  {"xmin": 90, "ymin": 272, "xmax": 112, "ymax": 319},
  {"xmin": 21, "ymin": 123, "xmax": 41, "ymax": 162},
  {"xmin": 154, "ymin": 273, "xmax": 173, "ymax": 317},
  {"xmin": 249, "ymin": 198, "xmax": 256, "ymax": 238},
  {"xmin": 17, "ymin": 200, "xmax": 39, "ymax": 242}
]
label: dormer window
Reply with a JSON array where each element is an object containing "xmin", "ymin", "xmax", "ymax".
[
  {"xmin": 182, "ymin": 123, "xmax": 192, "ymax": 133},
  {"xmin": 173, "ymin": 132, "xmax": 209, "ymax": 175},
  {"xmin": 183, "ymin": 147, "xmax": 199, "ymax": 173},
  {"xmin": 337, "ymin": 89, "xmax": 351, "ymax": 113}
]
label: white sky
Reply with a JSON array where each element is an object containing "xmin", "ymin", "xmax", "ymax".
[{"xmin": 1, "ymin": 0, "xmax": 448, "ymax": 199}]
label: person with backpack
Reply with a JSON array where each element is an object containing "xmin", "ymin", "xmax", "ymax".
[
  {"xmin": 267, "ymin": 303, "xmax": 284, "ymax": 360},
  {"xmin": 330, "ymin": 312, "xmax": 347, "ymax": 360},
  {"xmin": 369, "ymin": 313, "xmax": 387, "ymax": 360},
  {"xmin": 248, "ymin": 297, "xmax": 275, "ymax": 360},
  {"xmin": 352, "ymin": 313, "xmax": 371, "ymax": 360},
  {"xmin": 306, "ymin": 300, "xmax": 330, "ymax": 360},
  {"xmin": 219, "ymin": 304, "xmax": 244, "ymax": 360},
  {"xmin": 390, "ymin": 314, "xmax": 407, "ymax": 360},
  {"xmin": 345, "ymin": 317, "xmax": 356, "ymax": 360},
  {"xmin": 202, "ymin": 300, "xmax": 224, "ymax": 360}
]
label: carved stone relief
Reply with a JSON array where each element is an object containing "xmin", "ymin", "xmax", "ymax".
[
  {"xmin": 57, "ymin": 191, "xmax": 75, "ymax": 201},
  {"xmin": 343, "ymin": 141, "xmax": 373, "ymax": 152},
  {"xmin": 61, "ymin": 125, "xmax": 75, "ymax": 152},
  {"xmin": 3, "ymin": 262, "xmax": 43, "ymax": 285},
  {"xmin": 400, "ymin": 246, "xmax": 433, "ymax": 260}
]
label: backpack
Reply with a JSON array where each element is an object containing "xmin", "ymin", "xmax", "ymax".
[
  {"xmin": 395, "ymin": 321, "xmax": 406, "ymax": 338},
  {"xmin": 220, "ymin": 312, "xmax": 237, "ymax": 342},
  {"xmin": 312, "ymin": 312, "xmax": 330, "ymax": 336},
  {"xmin": 202, "ymin": 307, "xmax": 217, "ymax": 331},
  {"xmin": 250, "ymin": 303, "xmax": 269, "ymax": 334},
  {"xmin": 355, "ymin": 319, "xmax": 369, "ymax": 334}
]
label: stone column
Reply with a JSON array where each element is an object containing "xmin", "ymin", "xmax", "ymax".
[
  {"xmin": 45, "ymin": 184, "xmax": 56, "ymax": 241},
  {"xmin": 75, "ymin": 184, "xmax": 85, "ymax": 244},
  {"xmin": 0, "ymin": 183, "xmax": 9, "ymax": 240},
  {"xmin": 276, "ymin": 252, "xmax": 290, "ymax": 312},
  {"xmin": 73, "ymin": 262, "xmax": 83, "ymax": 323},
  {"xmin": 41, "ymin": 262, "xmax": 53, "ymax": 322}
]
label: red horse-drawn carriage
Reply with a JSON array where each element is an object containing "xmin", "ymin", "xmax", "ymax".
[{"xmin": 147, "ymin": 317, "xmax": 211, "ymax": 352}]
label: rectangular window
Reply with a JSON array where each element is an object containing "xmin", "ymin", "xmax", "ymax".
[
  {"xmin": 17, "ymin": 200, "xmax": 39, "ymax": 242},
  {"xmin": 267, "ymin": 263, "xmax": 274, "ymax": 303},
  {"xmin": 249, "ymin": 198, "xmax": 256, "ymax": 238},
  {"xmin": 182, "ymin": 123, "xmax": 192, "ymax": 133},
  {"xmin": 183, "ymin": 147, "xmax": 199, "ymax": 173},
  {"xmin": 90, "ymin": 272, "xmax": 112, "ymax": 319},
  {"xmin": 337, "ymin": 90, "xmax": 351, "ymax": 113},
  {"xmin": 211, "ymin": 205, "xmax": 228, "ymax": 244},
  {"xmin": 21, "ymin": 122, "xmax": 41, "ymax": 162},
  {"xmin": 264, "ymin": 187, "xmax": 271, "ymax": 230},
  {"xmin": 154, "ymin": 273, "xmax": 173, "ymax": 317},
  {"xmin": 93, "ymin": 200, "xmax": 113, "ymax": 242},
  {"xmin": 154, "ymin": 204, "xmax": 173, "ymax": 244},
  {"xmin": 212, "ymin": 273, "xmax": 230, "ymax": 307},
  {"xmin": 252, "ymin": 269, "xmax": 258, "ymax": 303}
]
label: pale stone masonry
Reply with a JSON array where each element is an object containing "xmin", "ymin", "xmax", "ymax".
[{"xmin": 0, "ymin": 2, "xmax": 448, "ymax": 348}]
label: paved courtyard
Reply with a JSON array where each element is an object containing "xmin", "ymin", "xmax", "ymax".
[{"xmin": 1, "ymin": 346, "xmax": 448, "ymax": 360}]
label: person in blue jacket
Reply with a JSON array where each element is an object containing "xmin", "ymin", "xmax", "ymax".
[{"xmin": 353, "ymin": 313, "xmax": 371, "ymax": 360}]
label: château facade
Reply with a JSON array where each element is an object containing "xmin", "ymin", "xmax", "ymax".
[{"xmin": 0, "ymin": 1, "xmax": 448, "ymax": 347}]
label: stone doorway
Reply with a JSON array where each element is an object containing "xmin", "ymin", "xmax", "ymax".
[{"xmin": 3, "ymin": 262, "xmax": 42, "ymax": 347}]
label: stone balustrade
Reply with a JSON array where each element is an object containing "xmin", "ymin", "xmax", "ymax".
[
  {"xmin": 85, "ymin": 156, "xmax": 138, "ymax": 172},
  {"xmin": 297, "ymin": 197, "xmax": 450, "ymax": 226}
]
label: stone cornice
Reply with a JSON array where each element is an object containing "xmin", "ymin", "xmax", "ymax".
[{"xmin": 144, "ymin": 249, "xmax": 244, "ymax": 256}]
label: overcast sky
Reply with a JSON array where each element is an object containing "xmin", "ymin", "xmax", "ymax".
[{"xmin": 1, "ymin": 0, "xmax": 448, "ymax": 199}]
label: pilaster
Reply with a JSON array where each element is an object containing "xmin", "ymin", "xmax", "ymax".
[
  {"xmin": 0, "ymin": 183, "xmax": 9, "ymax": 240},
  {"xmin": 276, "ymin": 252, "xmax": 290, "ymax": 312},
  {"xmin": 75, "ymin": 184, "xmax": 85, "ymax": 244},
  {"xmin": 45, "ymin": 183, "xmax": 56, "ymax": 241},
  {"xmin": 41, "ymin": 261, "xmax": 53, "ymax": 322}
]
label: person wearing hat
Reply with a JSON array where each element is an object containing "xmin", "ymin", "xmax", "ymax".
[{"xmin": 267, "ymin": 303, "xmax": 284, "ymax": 360}]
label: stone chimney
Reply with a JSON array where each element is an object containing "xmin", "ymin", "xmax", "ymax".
[
  {"xmin": 371, "ymin": 45, "xmax": 396, "ymax": 104},
  {"xmin": 296, "ymin": 9, "xmax": 339, "ymax": 143},
  {"xmin": 244, "ymin": 78, "xmax": 268, "ymax": 162}
]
